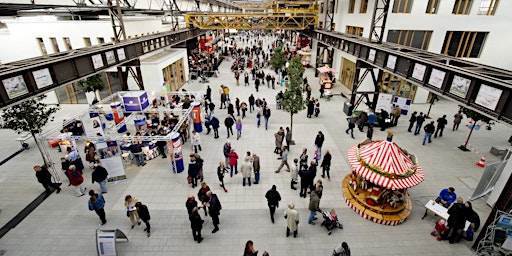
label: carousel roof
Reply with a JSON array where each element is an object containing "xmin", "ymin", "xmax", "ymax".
[{"xmin": 347, "ymin": 138, "xmax": 425, "ymax": 190}]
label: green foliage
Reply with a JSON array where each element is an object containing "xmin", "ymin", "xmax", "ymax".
[
  {"xmin": 2, "ymin": 94, "xmax": 60, "ymax": 134},
  {"xmin": 270, "ymin": 46, "xmax": 286, "ymax": 70},
  {"xmin": 78, "ymin": 74, "xmax": 105, "ymax": 93},
  {"xmin": 461, "ymin": 106, "xmax": 491, "ymax": 123},
  {"xmin": 282, "ymin": 57, "xmax": 306, "ymax": 115}
]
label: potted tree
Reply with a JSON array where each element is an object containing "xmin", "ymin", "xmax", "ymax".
[
  {"xmin": 78, "ymin": 74, "xmax": 105, "ymax": 104},
  {"xmin": 280, "ymin": 56, "xmax": 307, "ymax": 145}
]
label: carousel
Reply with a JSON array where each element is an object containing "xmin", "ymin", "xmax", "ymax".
[{"xmin": 342, "ymin": 133, "xmax": 425, "ymax": 225}]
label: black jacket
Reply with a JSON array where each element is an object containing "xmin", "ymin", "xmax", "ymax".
[
  {"xmin": 189, "ymin": 212, "xmax": 203, "ymax": 230},
  {"xmin": 224, "ymin": 117, "xmax": 235, "ymax": 127},
  {"xmin": 424, "ymin": 123, "xmax": 436, "ymax": 133},
  {"xmin": 137, "ymin": 204, "xmax": 151, "ymax": 221},
  {"xmin": 265, "ymin": 189, "xmax": 281, "ymax": 207},
  {"xmin": 321, "ymin": 153, "xmax": 331, "ymax": 167},
  {"xmin": 91, "ymin": 166, "xmax": 108, "ymax": 183},
  {"xmin": 35, "ymin": 167, "xmax": 52, "ymax": 184}
]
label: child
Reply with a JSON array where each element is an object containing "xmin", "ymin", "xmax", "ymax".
[
  {"xmin": 430, "ymin": 219, "xmax": 448, "ymax": 241},
  {"xmin": 236, "ymin": 118, "xmax": 243, "ymax": 140},
  {"xmin": 313, "ymin": 150, "xmax": 320, "ymax": 165}
]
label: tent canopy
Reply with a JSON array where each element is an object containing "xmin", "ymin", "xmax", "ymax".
[{"xmin": 347, "ymin": 139, "xmax": 425, "ymax": 190}]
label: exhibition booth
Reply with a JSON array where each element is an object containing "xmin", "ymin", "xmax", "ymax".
[{"xmin": 38, "ymin": 90, "xmax": 204, "ymax": 182}]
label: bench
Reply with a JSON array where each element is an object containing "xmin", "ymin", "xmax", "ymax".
[{"xmin": 490, "ymin": 145, "xmax": 508, "ymax": 156}]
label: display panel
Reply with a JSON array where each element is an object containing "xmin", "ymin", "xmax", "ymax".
[
  {"xmin": 386, "ymin": 55, "xmax": 397, "ymax": 70},
  {"xmin": 428, "ymin": 68, "xmax": 446, "ymax": 89},
  {"xmin": 92, "ymin": 54, "xmax": 104, "ymax": 69},
  {"xmin": 32, "ymin": 68, "xmax": 53, "ymax": 89},
  {"xmin": 449, "ymin": 75, "xmax": 471, "ymax": 98},
  {"xmin": 2, "ymin": 75, "xmax": 29, "ymax": 99},
  {"xmin": 105, "ymin": 51, "xmax": 116, "ymax": 65},
  {"xmin": 368, "ymin": 49, "xmax": 376, "ymax": 62},
  {"xmin": 411, "ymin": 63, "xmax": 427, "ymax": 81},
  {"xmin": 475, "ymin": 84, "xmax": 502, "ymax": 110}
]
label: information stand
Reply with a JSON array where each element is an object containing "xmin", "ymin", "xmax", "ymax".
[{"xmin": 96, "ymin": 229, "xmax": 129, "ymax": 256}]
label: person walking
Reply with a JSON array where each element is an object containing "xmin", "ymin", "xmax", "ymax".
[
  {"xmin": 290, "ymin": 158, "xmax": 299, "ymax": 190},
  {"xmin": 308, "ymin": 187, "xmax": 321, "ymax": 225},
  {"xmin": 299, "ymin": 148, "xmax": 308, "ymax": 171},
  {"xmin": 88, "ymin": 189, "xmax": 107, "ymax": 226},
  {"xmin": 379, "ymin": 109, "xmax": 389, "ymax": 131},
  {"xmin": 124, "ymin": 195, "xmax": 141, "ymax": 229},
  {"xmin": 434, "ymin": 115, "xmax": 448, "ymax": 138},
  {"xmin": 228, "ymin": 148, "xmax": 239, "ymax": 177},
  {"xmin": 284, "ymin": 201, "xmax": 299, "ymax": 238},
  {"xmin": 189, "ymin": 207, "xmax": 204, "ymax": 243},
  {"xmin": 253, "ymin": 153, "xmax": 261, "ymax": 184},
  {"xmin": 191, "ymin": 130, "xmax": 202, "ymax": 153},
  {"xmin": 299, "ymin": 165, "xmax": 310, "ymax": 198},
  {"xmin": 392, "ymin": 105, "xmax": 402, "ymax": 127},
  {"xmin": 256, "ymin": 106, "xmax": 263, "ymax": 127},
  {"xmin": 236, "ymin": 118, "xmax": 243, "ymax": 140},
  {"xmin": 217, "ymin": 162, "xmax": 228, "ymax": 192},
  {"xmin": 244, "ymin": 72, "xmax": 250, "ymax": 86},
  {"xmin": 307, "ymin": 98, "xmax": 314, "ymax": 118},
  {"xmin": 66, "ymin": 165, "xmax": 85, "ymax": 197},
  {"xmin": 314, "ymin": 131, "xmax": 325, "ymax": 159},
  {"xmin": 235, "ymin": 97, "xmax": 241, "ymax": 116},
  {"xmin": 263, "ymin": 106, "xmax": 271, "ymax": 130},
  {"xmin": 367, "ymin": 109, "xmax": 376, "ymax": 139},
  {"xmin": 225, "ymin": 114, "xmax": 235, "ymax": 138},
  {"xmin": 285, "ymin": 127, "xmax": 291, "ymax": 147},
  {"xmin": 346, "ymin": 115, "xmax": 357, "ymax": 139},
  {"xmin": 241, "ymin": 101, "xmax": 248, "ymax": 119},
  {"xmin": 248, "ymin": 94, "xmax": 255, "ymax": 113},
  {"xmin": 423, "ymin": 121, "xmax": 436, "ymax": 145},
  {"xmin": 206, "ymin": 191, "xmax": 222, "ymax": 233},
  {"xmin": 211, "ymin": 115, "xmax": 220, "ymax": 139},
  {"xmin": 357, "ymin": 111, "xmax": 368, "ymax": 132},
  {"xmin": 135, "ymin": 201, "xmax": 151, "ymax": 237},
  {"xmin": 276, "ymin": 146, "xmax": 290, "ymax": 173},
  {"xmin": 129, "ymin": 141, "xmax": 146, "ymax": 167},
  {"xmin": 223, "ymin": 140, "xmax": 231, "ymax": 168},
  {"xmin": 34, "ymin": 165, "xmax": 61, "ymax": 194},
  {"xmin": 244, "ymin": 240, "xmax": 258, "ymax": 256},
  {"xmin": 274, "ymin": 129, "xmax": 284, "ymax": 155},
  {"xmin": 453, "ymin": 111, "xmax": 463, "ymax": 131},
  {"xmin": 240, "ymin": 156, "xmax": 253, "ymax": 186},
  {"xmin": 320, "ymin": 150, "xmax": 332, "ymax": 181},
  {"xmin": 188, "ymin": 154, "xmax": 200, "ymax": 188},
  {"xmin": 407, "ymin": 111, "xmax": 417, "ymax": 132},
  {"xmin": 414, "ymin": 112, "xmax": 425, "ymax": 135},
  {"xmin": 265, "ymin": 185, "xmax": 282, "ymax": 223},
  {"xmin": 91, "ymin": 163, "xmax": 108, "ymax": 194}
]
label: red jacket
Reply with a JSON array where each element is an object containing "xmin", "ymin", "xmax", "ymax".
[
  {"xmin": 66, "ymin": 169, "xmax": 84, "ymax": 186},
  {"xmin": 228, "ymin": 152, "xmax": 238, "ymax": 166}
]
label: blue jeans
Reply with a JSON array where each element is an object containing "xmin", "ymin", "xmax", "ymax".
[
  {"xmin": 308, "ymin": 210, "xmax": 317, "ymax": 224},
  {"xmin": 237, "ymin": 129, "xmax": 242, "ymax": 139},
  {"xmin": 230, "ymin": 165, "xmax": 238, "ymax": 177},
  {"xmin": 254, "ymin": 172, "xmax": 260, "ymax": 183},
  {"xmin": 98, "ymin": 179, "xmax": 108, "ymax": 193},
  {"xmin": 316, "ymin": 146, "xmax": 322, "ymax": 160},
  {"xmin": 264, "ymin": 117, "xmax": 269, "ymax": 129},
  {"xmin": 249, "ymin": 105, "xmax": 254, "ymax": 113},
  {"xmin": 414, "ymin": 124, "xmax": 423, "ymax": 135},
  {"xmin": 257, "ymin": 116, "xmax": 261, "ymax": 127},
  {"xmin": 133, "ymin": 152, "xmax": 145, "ymax": 166},
  {"xmin": 423, "ymin": 132, "xmax": 433, "ymax": 145}
]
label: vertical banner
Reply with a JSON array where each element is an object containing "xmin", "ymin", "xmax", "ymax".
[
  {"xmin": 82, "ymin": 113, "xmax": 105, "ymax": 137},
  {"xmin": 168, "ymin": 132, "xmax": 184, "ymax": 173},
  {"xmin": 393, "ymin": 96, "xmax": 411, "ymax": 116},
  {"xmin": 191, "ymin": 102, "xmax": 203, "ymax": 133},
  {"xmin": 97, "ymin": 141, "xmax": 126, "ymax": 182},
  {"xmin": 110, "ymin": 102, "xmax": 127, "ymax": 133}
]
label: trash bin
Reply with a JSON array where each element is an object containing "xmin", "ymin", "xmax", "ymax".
[{"xmin": 343, "ymin": 102, "xmax": 353, "ymax": 116}]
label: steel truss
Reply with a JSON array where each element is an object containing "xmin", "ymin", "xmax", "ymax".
[
  {"xmin": 185, "ymin": 13, "xmax": 317, "ymax": 30},
  {"xmin": 0, "ymin": 29, "xmax": 205, "ymax": 110},
  {"xmin": 368, "ymin": 0, "xmax": 390, "ymax": 43},
  {"xmin": 308, "ymin": 30, "xmax": 512, "ymax": 126}
]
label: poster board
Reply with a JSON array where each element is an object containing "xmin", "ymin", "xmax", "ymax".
[
  {"xmin": 475, "ymin": 84, "xmax": 502, "ymax": 110},
  {"xmin": 393, "ymin": 96, "xmax": 411, "ymax": 115},
  {"xmin": 32, "ymin": 68, "xmax": 54, "ymax": 89},
  {"xmin": 96, "ymin": 229, "xmax": 129, "ymax": 256},
  {"xmin": 411, "ymin": 63, "xmax": 426, "ymax": 81},
  {"xmin": 97, "ymin": 141, "xmax": 126, "ymax": 182},
  {"xmin": 449, "ymin": 75, "xmax": 471, "ymax": 98},
  {"xmin": 92, "ymin": 54, "xmax": 104, "ymax": 69},
  {"xmin": 428, "ymin": 68, "xmax": 446, "ymax": 89},
  {"xmin": 82, "ymin": 113, "xmax": 105, "ymax": 137},
  {"xmin": 2, "ymin": 75, "xmax": 29, "ymax": 99},
  {"xmin": 375, "ymin": 93, "xmax": 393, "ymax": 113},
  {"xmin": 386, "ymin": 55, "xmax": 397, "ymax": 70}
]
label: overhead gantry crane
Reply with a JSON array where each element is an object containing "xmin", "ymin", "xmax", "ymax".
[{"xmin": 185, "ymin": 0, "xmax": 318, "ymax": 30}]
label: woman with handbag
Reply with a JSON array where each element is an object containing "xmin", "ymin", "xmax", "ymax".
[{"xmin": 124, "ymin": 195, "xmax": 141, "ymax": 229}]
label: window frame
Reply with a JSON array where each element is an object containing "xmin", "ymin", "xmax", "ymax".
[
  {"xmin": 97, "ymin": 37, "xmax": 105, "ymax": 44},
  {"xmin": 83, "ymin": 37, "xmax": 92, "ymax": 47},
  {"xmin": 393, "ymin": 0, "xmax": 414, "ymax": 13},
  {"xmin": 36, "ymin": 37, "xmax": 47, "ymax": 55},
  {"xmin": 442, "ymin": 31, "xmax": 488, "ymax": 58},
  {"xmin": 477, "ymin": 0, "xmax": 499, "ymax": 15},
  {"xmin": 62, "ymin": 37, "xmax": 72, "ymax": 51},
  {"xmin": 452, "ymin": 0, "xmax": 473, "ymax": 15},
  {"xmin": 346, "ymin": 26, "xmax": 364, "ymax": 37},
  {"xmin": 360, "ymin": 0, "xmax": 369, "ymax": 13},
  {"xmin": 348, "ymin": 0, "xmax": 355, "ymax": 13},
  {"xmin": 425, "ymin": 0, "xmax": 440, "ymax": 14},
  {"xmin": 387, "ymin": 30, "xmax": 432, "ymax": 50},
  {"xmin": 49, "ymin": 37, "xmax": 60, "ymax": 53}
]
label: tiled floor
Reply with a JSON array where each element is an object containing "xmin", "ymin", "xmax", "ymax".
[{"xmin": 0, "ymin": 35, "xmax": 510, "ymax": 255}]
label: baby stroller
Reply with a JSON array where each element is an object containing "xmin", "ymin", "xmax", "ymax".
[{"xmin": 321, "ymin": 209, "xmax": 343, "ymax": 235}]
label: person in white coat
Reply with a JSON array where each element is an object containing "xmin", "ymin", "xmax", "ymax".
[
  {"xmin": 284, "ymin": 201, "xmax": 299, "ymax": 238},
  {"xmin": 240, "ymin": 156, "xmax": 253, "ymax": 186},
  {"xmin": 290, "ymin": 158, "xmax": 299, "ymax": 190},
  {"xmin": 191, "ymin": 130, "xmax": 202, "ymax": 153}
]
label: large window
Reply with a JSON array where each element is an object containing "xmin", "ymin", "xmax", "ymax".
[
  {"xmin": 386, "ymin": 30, "xmax": 432, "ymax": 50},
  {"xmin": 392, "ymin": 0, "xmax": 413, "ymax": 13},
  {"xmin": 478, "ymin": 0, "xmax": 499, "ymax": 15},
  {"xmin": 442, "ymin": 31, "xmax": 488, "ymax": 58},
  {"xmin": 97, "ymin": 37, "xmax": 105, "ymax": 44},
  {"xmin": 360, "ymin": 0, "xmax": 369, "ymax": 13},
  {"xmin": 346, "ymin": 26, "xmax": 364, "ymax": 37},
  {"xmin": 341, "ymin": 58, "xmax": 356, "ymax": 90},
  {"xmin": 380, "ymin": 72, "xmax": 418, "ymax": 100},
  {"xmin": 426, "ymin": 0, "xmax": 440, "ymax": 14},
  {"xmin": 36, "ymin": 38, "xmax": 47, "ymax": 55},
  {"xmin": 163, "ymin": 58, "xmax": 186, "ymax": 92},
  {"xmin": 83, "ymin": 37, "xmax": 92, "ymax": 47},
  {"xmin": 348, "ymin": 0, "xmax": 355, "ymax": 13},
  {"xmin": 453, "ymin": 0, "xmax": 473, "ymax": 14},
  {"xmin": 49, "ymin": 37, "xmax": 60, "ymax": 53}
]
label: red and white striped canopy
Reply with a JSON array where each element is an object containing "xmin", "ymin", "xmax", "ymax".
[{"xmin": 347, "ymin": 140, "xmax": 425, "ymax": 190}]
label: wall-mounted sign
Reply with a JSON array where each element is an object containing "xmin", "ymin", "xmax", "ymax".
[
  {"xmin": 32, "ymin": 68, "xmax": 53, "ymax": 89},
  {"xmin": 475, "ymin": 84, "xmax": 502, "ymax": 110},
  {"xmin": 368, "ymin": 49, "xmax": 376, "ymax": 62},
  {"xmin": 105, "ymin": 51, "xmax": 116, "ymax": 65},
  {"xmin": 449, "ymin": 75, "xmax": 471, "ymax": 98},
  {"xmin": 411, "ymin": 63, "xmax": 427, "ymax": 81},
  {"xmin": 386, "ymin": 55, "xmax": 397, "ymax": 70},
  {"xmin": 2, "ymin": 75, "xmax": 29, "ymax": 99},
  {"xmin": 92, "ymin": 54, "xmax": 104, "ymax": 69},
  {"xmin": 117, "ymin": 48, "xmax": 126, "ymax": 61},
  {"xmin": 428, "ymin": 68, "xmax": 446, "ymax": 89}
]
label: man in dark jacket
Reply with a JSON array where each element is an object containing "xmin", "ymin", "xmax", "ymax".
[
  {"xmin": 91, "ymin": 163, "xmax": 109, "ymax": 194},
  {"xmin": 223, "ymin": 140, "xmax": 231, "ymax": 168},
  {"xmin": 320, "ymin": 150, "xmax": 332, "ymax": 181},
  {"xmin": 156, "ymin": 128, "xmax": 167, "ymax": 158},
  {"xmin": 135, "ymin": 202, "xmax": 151, "ymax": 237},
  {"xmin": 299, "ymin": 166, "xmax": 310, "ymax": 198},
  {"xmin": 34, "ymin": 165, "xmax": 61, "ymax": 194},
  {"xmin": 263, "ymin": 106, "xmax": 271, "ymax": 130},
  {"xmin": 248, "ymin": 94, "xmax": 255, "ymax": 113},
  {"xmin": 414, "ymin": 112, "xmax": 425, "ymax": 135},
  {"xmin": 379, "ymin": 109, "xmax": 389, "ymax": 131},
  {"xmin": 434, "ymin": 115, "xmax": 448, "ymax": 138},
  {"xmin": 189, "ymin": 207, "xmax": 203, "ymax": 243},
  {"xmin": 206, "ymin": 191, "xmax": 222, "ymax": 233},
  {"xmin": 211, "ymin": 115, "xmax": 220, "ymax": 139},
  {"xmin": 188, "ymin": 155, "xmax": 200, "ymax": 188},
  {"xmin": 227, "ymin": 101, "xmax": 234, "ymax": 116},
  {"xmin": 408, "ymin": 111, "xmax": 417, "ymax": 132},
  {"xmin": 224, "ymin": 115, "xmax": 235, "ymax": 138},
  {"xmin": 265, "ymin": 185, "xmax": 282, "ymax": 223},
  {"xmin": 423, "ymin": 121, "xmax": 436, "ymax": 145},
  {"xmin": 314, "ymin": 131, "xmax": 325, "ymax": 159}
]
